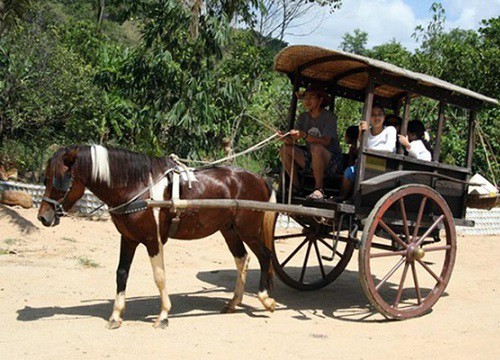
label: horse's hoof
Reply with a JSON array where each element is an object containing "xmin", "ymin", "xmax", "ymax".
[
  {"xmin": 264, "ymin": 298, "xmax": 276, "ymax": 312},
  {"xmin": 153, "ymin": 318, "xmax": 169, "ymax": 329},
  {"xmin": 221, "ymin": 304, "xmax": 236, "ymax": 313},
  {"xmin": 107, "ymin": 319, "xmax": 122, "ymax": 330},
  {"xmin": 267, "ymin": 299, "xmax": 276, "ymax": 312}
]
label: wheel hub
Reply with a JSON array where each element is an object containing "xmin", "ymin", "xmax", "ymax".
[{"xmin": 408, "ymin": 244, "xmax": 425, "ymax": 261}]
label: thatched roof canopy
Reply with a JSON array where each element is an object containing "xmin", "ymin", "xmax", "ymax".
[{"xmin": 274, "ymin": 45, "xmax": 498, "ymax": 109}]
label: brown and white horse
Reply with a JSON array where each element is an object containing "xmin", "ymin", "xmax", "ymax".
[{"xmin": 37, "ymin": 144, "xmax": 277, "ymax": 329}]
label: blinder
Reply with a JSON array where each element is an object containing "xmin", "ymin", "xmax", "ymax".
[
  {"xmin": 42, "ymin": 171, "xmax": 74, "ymax": 219},
  {"xmin": 53, "ymin": 172, "xmax": 73, "ymax": 192}
]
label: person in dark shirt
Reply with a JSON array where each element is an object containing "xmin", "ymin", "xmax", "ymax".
[{"xmin": 278, "ymin": 86, "xmax": 342, "ymax": 200}]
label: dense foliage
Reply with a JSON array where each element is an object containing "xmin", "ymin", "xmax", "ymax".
[{"xmin": 0, "ymin": 1, "xmax": 498, "ymax": 183}]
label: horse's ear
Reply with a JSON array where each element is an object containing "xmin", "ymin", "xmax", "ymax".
[{"xmin": 62, "ymin": 147, "xmax": 79, "ymax": 168}]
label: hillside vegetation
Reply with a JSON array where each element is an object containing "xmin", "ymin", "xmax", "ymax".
[{"xmin": 0, "ymin": 1, "xmax": 498, "ymax": 182}]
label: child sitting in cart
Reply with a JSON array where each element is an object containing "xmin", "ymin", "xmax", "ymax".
[
  {"xmin": 339, "ymin": 105, "xmax": 397, "ymax": 201},
  {"xmin": 344, "ymin": 125, "xmax": 359, "ymax": 168},
  {"xmin": 398, "ymin": 120, "xmax": 432, "ymax": 161}
]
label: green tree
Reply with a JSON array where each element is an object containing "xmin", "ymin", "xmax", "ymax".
[{"xmin": 340, "ymin": 29, "xmax": 368, "ymax": 55}]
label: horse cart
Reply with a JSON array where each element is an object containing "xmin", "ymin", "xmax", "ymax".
[
  {"xmin": 38, "ymin": 46, "xmax": 498, "ymax": 327},
  {"xmin": 152, "ymin": 46, "xmax": 498, "ymax": 320}
]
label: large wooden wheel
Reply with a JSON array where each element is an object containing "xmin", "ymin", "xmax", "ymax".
[
  {"xmin": 359, "ymin": 184, "xmax": 456, "ymax": 319},
  {"xmin": 272, "ymin": 215, "xmax": 355, "ymax": 290}
]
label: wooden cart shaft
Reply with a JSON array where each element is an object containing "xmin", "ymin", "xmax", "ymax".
[{"xmin": 146, "ymin": 199, "xmax": 343, "ymax": 219}]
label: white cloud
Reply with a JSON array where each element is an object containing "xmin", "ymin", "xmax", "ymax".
[
  {"xmin": 282, "ymin": 0, "xmax": 500, "ymax": 51},
  {"xmin": 444, "ymin": 0, "xmax": 500, "ymax": 29},
  {"xmin": 284, "ymin": 0, "xmax": 422, "ymax": 50}
]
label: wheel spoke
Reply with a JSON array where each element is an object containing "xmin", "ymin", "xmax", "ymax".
[
  {"xmin": 411, "ymin": 262, "xmax": 422, "ymax": 305},
  {"xmin": 417, "ymin": 259, "xmax": 443, "ymax": 283},
  {"xmin": 375, "ymin": 257, "xmax": 406, "ymax": 291},
  {"xmin": 280, "ymin": 238, "xmax": 309, "ymax": 268},
  {"xmin": 317, "ymin": 237, "xmax": 335, "ymax": 252},
  {"xmin": 299, "ymin": 240, "xmax": 313, "ymax": 283},
  {"xmin": 424, "ymin": 245, "xmax": 451, "ymax": 252},
  {"xmin": 370, "ymin": 250, "xmax": 407, "ymax": 258},
  {"xmin": 379, "ymin": 220, "xmax": 408, "ymax": 249},
  {"xmin": 313, "ymin": 240, "xmax": 326, "ymax": 278},
  {"xmin": 275, "ymin": 233, "xmax": 308, "ymax": 240},
  {"xmin": 414, "ymin": 215, "xmax": 445, "ymax": 247},
  {"xmin": 335, "ymin": 250, "xmax": 345, "ymax": 259},
  {"xmin": 412, "ymin": 197, "xmax": 428, "ymax": 242},
  {"xmin": 393, "ymin": 261, "xmax": 410, "ymax": 307},
  {"xmin": 399, "ymin": 198, "xmax": 411, "ymax": 243}
]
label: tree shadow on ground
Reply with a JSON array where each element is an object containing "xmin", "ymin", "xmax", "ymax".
[
  {"xmin": 17, "ymin": 268, "xmax": 448, "ymax": 325},
  {"xmin": 0, "ymin": 204, "xmax": 39, "ymax": 234}
]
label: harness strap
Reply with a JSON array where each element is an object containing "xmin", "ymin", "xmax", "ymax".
[
  {"xmin": 168, "ymin": 171, "xmax": 181, "ymax": 237},
  {"xmin": 169, "ymin": 154, "xmax": 194, "ymax": 189},
  {"xmin": 108, "ymin": 200, "xmax": 148, "ymax": 215},
  {"xmin": 42, "ymin": 196, "xmax": 66, "ymax": 217},
  {"xmin": 107, "ymin": 167, "xmax": 174, "ymax": 214}
]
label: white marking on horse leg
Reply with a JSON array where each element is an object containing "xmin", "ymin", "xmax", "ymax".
[
  {"xmin": 107, "ymin": 291, "xmax": 126, "ymax": 329},
  {"xmin": 258, "ymin": 290, "xmax": 276, "ymax": 312},
  {"xmin": 224, "ymin": 254, "xmax": 250, "ymax": 312},
  {"xmin": 149, "ymin": 175, "xmax": 171, "ymax": 327},
  {"xmin": 150, "ymin": 249, "xmax": 171, "ymax": 328}
]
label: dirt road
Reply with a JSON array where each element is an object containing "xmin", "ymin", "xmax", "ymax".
[{"xmin": 0, "ymin": 206, "xmax": 499, "ymax": 359}]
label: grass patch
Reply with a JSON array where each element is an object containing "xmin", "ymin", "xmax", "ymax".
[
  {"xmin": 76, "ymin": 256, "xmax": 100, "ymax": 268},
  {"xmin": 0, "ymin": 248, "xmax": 9, "ymax": 255},
  {"xmin": 60, "ymin": 237, "xmax": 77, "ymax": 243},
  {"xmin": 4, "ymin": 238, "xmax": 21, "ymax": 245}
]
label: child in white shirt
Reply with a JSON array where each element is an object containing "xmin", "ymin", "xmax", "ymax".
[
  {"xmin": 398, "ymin": 120, "xmax": 432, "ymax": 161},
  {"xmin": 339, "ymin": 105, "xmax": 397, "ymax": 200}
]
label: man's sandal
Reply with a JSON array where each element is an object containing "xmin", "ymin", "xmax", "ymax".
[{"xmin": 306, "ymin": 188, "xmax": 325, "ymax": 200}]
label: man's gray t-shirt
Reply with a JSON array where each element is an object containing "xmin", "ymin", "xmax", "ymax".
[{"xmin": 296, "ymin": 109, "xmax": 341, "ymax": 154}]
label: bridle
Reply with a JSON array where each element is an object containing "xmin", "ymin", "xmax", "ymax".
[{"xmin": 42, "ymin": 171, "xmax": 73, "ymax": 219}]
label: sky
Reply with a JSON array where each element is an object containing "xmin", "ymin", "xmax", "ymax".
[{"xmin": 282, "ymin": 0, "xmax": 500, "ymax": 51}]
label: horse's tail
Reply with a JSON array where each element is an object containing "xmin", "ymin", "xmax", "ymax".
[{"xmin": 262, "ymin": 188, "xmax": 277, "ymax": 290}]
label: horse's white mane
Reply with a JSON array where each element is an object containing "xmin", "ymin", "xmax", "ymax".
[{"xmin": 90, "ymin": 145, "xmax": 111, "ymax": 186}]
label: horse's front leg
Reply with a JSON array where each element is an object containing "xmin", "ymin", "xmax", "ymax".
[
  {"xmin": 149, "ymin": 242, "xmax": 171, "ymax": 328},
  {"xmin": 108, "ymin": 236, "xmax": 138, "ymax": 329}
]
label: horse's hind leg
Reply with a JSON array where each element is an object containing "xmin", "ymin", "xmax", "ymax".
[
  {"xmin": 238, "ymin": 214, "xmax": 276, "ymax": 312},
  {"xmin": 108, "ymin": 236, "xmax": 139, "ymax": 329},
  {"xmin": 220, "ymin": 230, "xmax": 250, "ymax": 313},
  {"xmin": 252, "ymin": 243, "xmax": 276, "ymax": 312}
]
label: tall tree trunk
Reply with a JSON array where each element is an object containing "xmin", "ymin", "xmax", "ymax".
[
  {"xmin": 0, "ymin": 0, "xmax": 6, "ymax": 38},
  {"xmin": 96, "ymin": 0, "xmax": 105, "ymax": 31},
  {"xmin": 189, "ymin": 0, "xmax": 202, "ymax": 40}
]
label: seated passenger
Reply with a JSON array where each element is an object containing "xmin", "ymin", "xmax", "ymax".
[
  {"xmin": 344, "ymin": 125, "xmax": 359, "ymax": 167},
  {"xmin": 398, "ymin": 120, "xmax": 432, "ymax": 161},
  {"xmin": 384, "ymin": 114, "xmax": 402, "ymax": 133},
  {"xmin": 278, "ymin": 86, "xmax": 342, "ymax": 200},
  {"xmin": 339, "ymin": 105, "xmax": 397, "ymax": 200}
]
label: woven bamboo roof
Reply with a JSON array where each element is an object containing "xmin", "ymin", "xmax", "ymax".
[{"xmin": 274, "ymin": 45, "xmax": 498, "ymax": 107}]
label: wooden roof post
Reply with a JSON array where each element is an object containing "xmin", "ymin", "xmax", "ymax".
[
  {"xmin": 433, "ymin": 102, "xmax": 446, "ymax": 162},
  {"xmin": 287, "ymin": 70, "xmax": 300, "ymax": 130},
  {"xmin": 354, "ymin": 74, "xmax": 375, "ymax": 197},
  {"xmin": 465, "ymin": 109, "xmax": 476, "ymax": 169},
  {"xmin": 329, "ymin": 95, "xmax": 336, "ymax": 113},
  {"xmin": 398, "ymin": 93, "xmax": 411, "ymax": 156}
]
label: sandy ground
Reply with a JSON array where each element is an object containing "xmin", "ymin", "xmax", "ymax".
[{"xmin": 0, "ymin": 205, "xmax": 499, "ymax": 360}]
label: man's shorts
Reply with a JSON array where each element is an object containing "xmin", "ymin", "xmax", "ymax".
[
  {"xmin": 301, "ymin": 145, "xmax": 343, "ymax": 176},
  {"xmin": 344, "ymin": 165, "xmax": 357, "ymax": 183}
]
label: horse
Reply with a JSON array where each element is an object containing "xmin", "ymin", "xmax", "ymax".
[{"xmin": 37, "ymin": 144, "xmax": 277, "ymax": 329}]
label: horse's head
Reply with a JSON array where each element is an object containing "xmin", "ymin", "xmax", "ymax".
[{"xmin": 38, "ymin": 146, "xmax": 86, "ymax": 227}]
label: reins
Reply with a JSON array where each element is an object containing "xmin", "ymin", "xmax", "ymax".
[
  {"xmin": 102, "ymin": 131, "xmax": 291, "ymax": 215},
  {"xmin": 55, "ymin": 130, "xmax": 291, "ymax": 217},
  {"xmin": 174, "ymin": 132, "xmax": 285, "ymax": 167}
]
